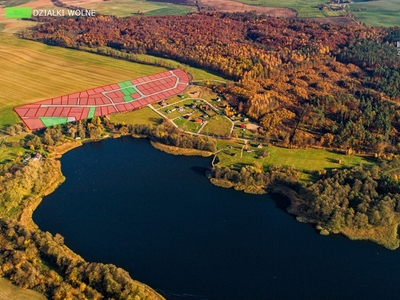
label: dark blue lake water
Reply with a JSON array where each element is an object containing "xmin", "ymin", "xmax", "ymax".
[{"xmin": 34, "ymin": 136, "xmax": 400, "ymax": 300}]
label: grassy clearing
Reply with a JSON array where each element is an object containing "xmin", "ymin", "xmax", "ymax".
[
  {"xmin": 216, "ymin": 141, "xmax": 375, "ymax": 181},
  {"xmin": 174, "ymin": 118, "xmax": 202, "ymax": 133},
  {"xmin": 74, "ymin": 0, "xmax": 195, "ymax": 17},
  {"xmin": 350, "ymin": 0, "xmax": 400, "ymax": 27},
  {"xmin": 0, "ymin": 278, "xmax": 46, "ymax": 300},
  {"xmin": 201, "ymin": 115, "xmax": 232, "ymax": 137},
  {"xmin": 109, "ymin": 107, "xmax": 163, "ymax": 126},
  {"xmin": 234, "ymin": 0, "xmax": 344, "ymax": 18}
]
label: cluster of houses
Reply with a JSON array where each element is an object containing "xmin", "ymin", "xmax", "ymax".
[{"xmin": 23, "ymin": 153, "xmax": 42, "ymax": 165}]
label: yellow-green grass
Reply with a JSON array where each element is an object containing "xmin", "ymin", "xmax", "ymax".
[
  {"xmin": 174, "ymin": 118, "xmax": 202, "ymax": 133},
  {"xmin": 234, "ymin": 0, "xmax": 344, "ymax": 18},
  {"xmin": 350, "ymin": 0, "xmax": 400, "ymax": 27},
  {"xmin": 0, "ymin": 134, "xmax": 29, "ymax": 163},
  {"xmin": 216, "ymin": 141, "xmax": 375, "ymax": 181},
  {"xmin": 73, "ymin": 0, "xmax": 195, "ymax": 17},
  {"xmin": 135, "ymin": 54, "xmax": 226, "ymax": 81},
  {"xmin": 0, "ymin": 278, "xmax": 46, "ymax": 300},
  {"xmin": 109, "ymin": 107, "xmax": 162, "ymax": 125},
  {"xmin": 201, "ymin": 115, "xmax": 232, "ymax": 137}
]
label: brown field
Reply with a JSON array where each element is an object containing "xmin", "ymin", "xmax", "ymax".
[
  {"xmin": 301, "ymin": 16, "xmax": 357, "ymax": 25},
  {"xmin": 200, "ymin": 0, "xmax": 297, "ymax": 17}
]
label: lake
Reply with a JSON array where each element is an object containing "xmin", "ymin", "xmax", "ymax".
[{"xmin": 34, "ymin": 136, "xmax": 400, "ymax": 300}]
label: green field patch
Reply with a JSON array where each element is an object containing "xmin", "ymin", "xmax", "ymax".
[
  {"xmin": 123, "ymin": 95, "xmax": 133, "ymax": 101},
  {"xmin": 233, "ymin": 0, "xmax": 344, "ymax": 18},
  {"xmin": 40, "ymin": 117, "xmax": 69, "ymax": 127},
  {"xmin": 350, "ymin": 0, "xmax": 400, "ymax": 27},
  {"xmin": 121, "ymin": 87, "xmax": 137, "ymax": 95},
  {"xmin": 216, "ymin": 143, "xmax": 376, "ymax": 182},
  {"xmin": 109, "ymin": 107, "xmax": 162, "ymax": 125},
  {"xmin": 201, "ymin": 116, "xmax": 232, "ymax": 137},
  {"xmin": 87, "ymin": 107, "xmax": 96, "ymax": 119},
  {"xmin": 174, "ymin": 118, "xmax": 202, "ymax": 133}
]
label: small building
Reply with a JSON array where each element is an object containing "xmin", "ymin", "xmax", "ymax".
[
  {"xmin": 240, "ymin": 123, "xmax": 245, "ymax": 129},
  {"xmin": 257, "ymin": 144, "xmax": 263, "ymax": 149},
  {"xmin": 205, "ymin": 105, "xmax": 210, "ymax": 110},
  {"xmin": 203, "ymin": 114, "xmax": 209, "ymax": 118},
  {"xmin": 195, "ymin": 118, "xmax": 202, "ymax": 123},
  {"xmin": 32, "ymin": 153, "xmax": 42, "ymax": 161},
  {"xmin": 178, "ymin": 94, "xmax": 185, "ymax": 98}
]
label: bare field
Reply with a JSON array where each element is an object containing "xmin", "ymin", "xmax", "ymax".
[{"xmin": 200, "ymin": 0, "xmax": 297, "ymax": 17}]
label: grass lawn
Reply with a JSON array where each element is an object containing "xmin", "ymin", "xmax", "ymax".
[
  {"xmin": 234, "ymin": 0, "xmax": 344, "ymax": 18},
  {"xmin": 174, "ymin": 118, "xmax": 202, "ymax": 133},
  {"xmin": 75, "ymin": 0, "xmax": 195, "ymax": 17},
  {"xmin": 216, "ymin": 141, "xmax": 376, "ymax": 181},
  {"xmin": 201, "ymin": 116, "xmax": 232, "ymax": 137},
  {"xmin": 109, "ymin": 107, "xmax": 162, "ymax": 126},
  {"xmin": 350, "ymin": 0, "xmax": 400, "ymax": 27},
  {"xmin": 0, "ymin": 278, "xmax": 46, "ymax": 300}
]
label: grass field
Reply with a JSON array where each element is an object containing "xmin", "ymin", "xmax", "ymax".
[
  {"xmin": 0, "ymin": 278, "xmax": 46, "ymax": 300},
  {"xmin": 73, "ymin": 0, "xmax": 195, "ymax": 17},
  {"xmin": 217, "ymin": 141, "xmax": 375, "ymax": 181},
  {"xmin": 350, "ymin": 0, "xmax": 400, "ymax": 27},
  {"xmin": 109, "ymin": 107, "xmax": 163, "ymax": 126},
  {"xmin": 201, "ymin": 115, "xmax": 232, "ymax": 137},
  {"xmin": 234, "ymin": 0, "xmax": 344, "ymax": 18}
]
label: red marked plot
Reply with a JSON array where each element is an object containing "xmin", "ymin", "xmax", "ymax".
[
  {"xmin": 46, "ymin": 107, "xmax": 56, "ymax": 117},
  {"xmin": 69, "ymin": 92, "xmax": 80, "ymax": 99},
  {"xmin": 14, "ymin": 107, "xmax": 29, "ymax": 117},
  {"xmin": 14, "ymin": 69, "xmax": 190, "ymax": 130},
  {"xmin": 23, "ymin": 118, "xmax": 44, "ymax": 130},
  {"xmin": 61, "ymin": 108, "xmax": 71, "ymax": 116},
  {"xmin": 116, "ymin": 104, "xmax": 126, "ymax": 112},
  {"xmin": 25, "ymin": 108, "xmax": 39, "ymax": 117},
  {"xmin": 94, "ymin": 87, "xmax": 105, "ymax": 93},
  {"xmin": 124, "ymin": 103, "xmax": 134, "ymax": 110},
  {"xmin": 50, "ymin": 97, "xmax": 62, "ymax": 105},
  {"xmin": 53, "ymin": 107, "xmax": 64, "ymax": 117},
  {"xmin": 79, "ymin": 97, "xmax": 89, "ymax": 105},
  {"xmin": 80, "ymin": 107, "xmax": 90, "ymax": 120},
  {"xmin": 37, "ymin": 107, "xmax": 48, "ymax": 116},
  {"xmin": 95, "ymin": 108, "xmax": 102, "ymax": 117},
  {"xmin": 67, "ymin": 99, "xmax": 78, "ymax": 105}
]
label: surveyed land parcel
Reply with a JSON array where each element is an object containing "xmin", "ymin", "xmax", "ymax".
[{"xmin": 14, "ymin": 69, "xmax": 189, "ymax": 130}]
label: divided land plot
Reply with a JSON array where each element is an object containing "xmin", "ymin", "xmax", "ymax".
[
  {"xmin": 14, "ymin": 69, "xmax": 190, "ymax": 130},
  {"xmin": 0, "ymin": 35, "xmax": 222, "ymax": 129}
]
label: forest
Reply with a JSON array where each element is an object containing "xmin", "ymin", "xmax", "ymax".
[{"xmin": 24, "ymin": 12, "xmax": 400, "ymax": 153}]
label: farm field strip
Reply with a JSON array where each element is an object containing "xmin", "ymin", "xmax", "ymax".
[{"xmin": 14, "ymin": 69, "xmax": 190, "ymax": 130}]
